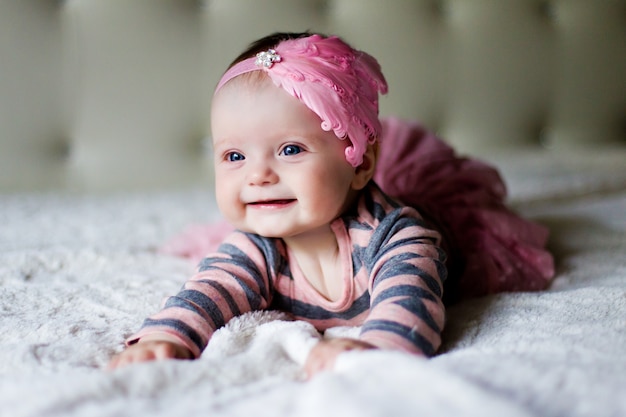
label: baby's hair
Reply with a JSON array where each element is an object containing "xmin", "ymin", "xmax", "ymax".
[
  {"xmin": 219, "ymin": 32, "xmax": 320, "ymax": 94},
  {"xmin": 228, "ymin": 31, "xmax": 321, "ymax": 68}
]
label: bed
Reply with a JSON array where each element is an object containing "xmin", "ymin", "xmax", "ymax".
[{"xmin": 1, "ymin": 2, "xmax": 625, "ymax": 417}]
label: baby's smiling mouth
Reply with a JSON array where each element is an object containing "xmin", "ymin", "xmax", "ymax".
[{"xmin": 247, "ymin": 199, "xmax": 296, "ymax": 207}]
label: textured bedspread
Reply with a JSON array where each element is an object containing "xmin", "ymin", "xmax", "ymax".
[{"xmin": 1, "ymin": 150, "xmax": 625, "ymax": 417}]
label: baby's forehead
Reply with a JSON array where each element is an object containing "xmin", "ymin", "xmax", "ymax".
[
  {"xmin": 210, "ymin": 73, "xmax": 354, "ymax": 153},
  {"xmin": 210, "ymin": 74, "xmax": 293, "ymax": 125},
  {"xmin": 212, "ymin": 74, "xmax": 317, "ymax": 123},
  {"xmin": 210, "ymin": 75, "xmax": 276, "ymax": 124},
  {"xmin": 213, "ymin": 71, "xmax": 273, "ymax": 99}
]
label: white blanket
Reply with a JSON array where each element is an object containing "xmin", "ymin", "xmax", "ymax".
[{"xmin": 1, "ymin": 150, "xmax": 625, "ymax": 417}]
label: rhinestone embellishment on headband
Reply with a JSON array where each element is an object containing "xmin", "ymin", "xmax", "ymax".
[{"xmin": 255, "ymin": 49, "xmax": 282, "ymax": 68}]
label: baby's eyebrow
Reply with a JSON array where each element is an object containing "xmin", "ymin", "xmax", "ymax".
[
  {"xmin": 212, "ymin": 137, "xmax": 236, "ymax": 150},
  {"xmin": 283, "ymin": 131, "xmax": 329, "ymax": 143}
]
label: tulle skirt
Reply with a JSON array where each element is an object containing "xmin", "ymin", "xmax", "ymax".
[{"xmin": 374, "ymin": 117, "xmax": 554, "ymax": 302}]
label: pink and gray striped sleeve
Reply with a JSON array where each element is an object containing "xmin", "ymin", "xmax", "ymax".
[{"xmin": 126, "ymin": 232, "xmax": 278, "ymax": 358}]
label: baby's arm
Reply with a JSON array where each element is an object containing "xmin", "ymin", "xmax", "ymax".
[
  {"xmin": 304, "ymin": 208, "xmax": 446, "ymax": 375},
  {"xmin": 110, "ymin": 231, "xmax": 275, "ymax": 368},
  {"xmin": 359, "ymin": 207, "xmax": 446, "ymax": 355},
  {"xmin": 108, "ymin": 333, "xmax": 193, "ymax": 369}
]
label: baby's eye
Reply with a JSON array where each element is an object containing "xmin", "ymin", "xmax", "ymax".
[
  {"xmin": 280, "ymin": 144, "xmax": 303, "ymax": 156},
  {"xmin": 226, "ymin": 152, "xmax": 245, "ymax": 162}
]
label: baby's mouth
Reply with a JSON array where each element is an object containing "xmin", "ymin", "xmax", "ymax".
[{"xmin": 248, "ymin": 199, "xmax": 296, "ymax": 207}]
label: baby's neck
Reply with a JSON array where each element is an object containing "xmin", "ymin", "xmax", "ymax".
[{"xmin": 283, "ymin": 225, "xmax": 345, "ymax": 301}]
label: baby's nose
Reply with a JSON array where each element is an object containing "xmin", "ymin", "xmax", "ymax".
[{"xmin": 247, "ymin": 161, "xmax": 278, "ymax": 186}]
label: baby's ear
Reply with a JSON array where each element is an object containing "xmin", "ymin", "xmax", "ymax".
[{"xmin": 351, "ymin": 142, "xmax": 379, "ymax": 191}]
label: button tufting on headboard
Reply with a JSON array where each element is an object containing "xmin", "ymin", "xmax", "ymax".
[{"xmin": 1, "ymin": 0, "xmax": 624, "ymax": 191}]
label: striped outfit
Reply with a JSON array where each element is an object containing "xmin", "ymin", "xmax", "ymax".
[{"xmin": 128, "ymin": 182, "xmax": 447, "ymax": 358}]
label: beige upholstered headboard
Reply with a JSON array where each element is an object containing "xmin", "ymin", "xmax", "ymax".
[{"xmin": 1, "ymin": 0, "xmax": 624, "ymax": 191}]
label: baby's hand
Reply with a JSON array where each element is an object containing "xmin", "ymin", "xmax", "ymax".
[
  {"xmin": 108, "ymin": 337, "xmax": 193, "ymax": 370},
  {"xmin": 304, "ymin": 337, "xmax": 376, "ymax": 377}
]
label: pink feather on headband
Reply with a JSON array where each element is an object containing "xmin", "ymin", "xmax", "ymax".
[{"xmin": 214, "ymin": 34, "xmax": 388, "ymax": 167}]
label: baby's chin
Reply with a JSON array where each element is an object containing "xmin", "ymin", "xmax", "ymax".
[
  {"xmin": 249, "ymin": 229, "xmax": 285, "ymax": 239},
  {"xmin": 230, "ymin": 223, "xmax": 281, "ymax": 238}
]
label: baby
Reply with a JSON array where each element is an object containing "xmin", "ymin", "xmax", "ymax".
[{"xmin": 109, "ymin": 32, "xmax": 553, "ymax": 375}]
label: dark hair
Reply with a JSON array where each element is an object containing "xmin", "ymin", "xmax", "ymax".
[{"xmin": 228, "ymin": 31, "xmax": 322, "ymax": 68}]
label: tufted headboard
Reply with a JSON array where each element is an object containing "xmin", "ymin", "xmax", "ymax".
[{"xmin": 1, "ymin": 0, "xmax": 624, "ymax": 191}]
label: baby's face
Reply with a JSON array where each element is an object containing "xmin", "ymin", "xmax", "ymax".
[{"xmin": 210, "ymin": 78, "xmax": 360, "ymax": 239}]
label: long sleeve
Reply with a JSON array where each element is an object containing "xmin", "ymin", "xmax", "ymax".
[
  {"xmin": 357, "ymin": 205, "xmax": 447, "ymax": 356},
  {"xmin": 127, "ymin": 231, "xmax": 278, "ymax": 358}
]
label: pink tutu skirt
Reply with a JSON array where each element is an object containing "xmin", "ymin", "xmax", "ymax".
[{"xmin": 374, "ymin": 118, "xmax": 554, "ymax": 301}]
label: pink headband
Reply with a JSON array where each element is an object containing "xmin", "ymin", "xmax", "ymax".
[{"xmin": 214, "ymin": 34, "xmax": 388, "ymax": 167}]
